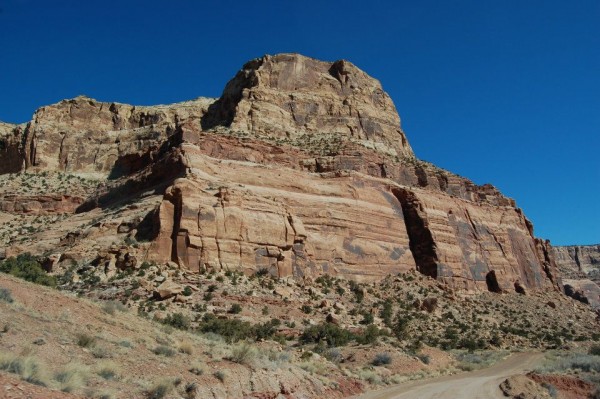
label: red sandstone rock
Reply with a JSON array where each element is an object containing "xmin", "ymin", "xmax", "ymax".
[{"xmin": 0, "ymin": 53, "xmax": 569, "ymax": 293}]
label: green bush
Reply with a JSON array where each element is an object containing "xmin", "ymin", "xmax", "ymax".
[
  {"xmin": 199, "ymin": 314, "xmax": 254, "ymax": 343},
  {"xmin": 380, "ymin": 299, "xmax": 393, "ymax": 327},
  {"xmin": 589, "ymin": 345, "xmax": 600, "ymax": 356},
  {"xmin": 0, "ymin": 253, "xmax": 56, "ymax": 287},
  {"xmin": 356, "ymin": 324, "xmax": 381, "ymax": 345},
  {"xmin": 214, "ymin": 370, "xmax": 226, "ymax": 382},
  {"xmin": 153, "ymin": 345, "xmax": 176, "ymax": 357},
  {"xmin": 182, "ymin": 286, "xmax": 193, "ymax": 296},
  {"xmin": 147, "ymin": 379, "xmax": 174, "ymax": 399},
  {"xmin": 199, "ymin": 314, "xmax": 280, "ymax": 343},
  {"xmin": 360, "ymin": 312, "xmax": 374, "ymax": 325},
  {"xmin": 0, "ymin": 287, "xmax": 14, "ymax": 303},
  {"xmin": 229, "ymin": 304, "xmax": 242, "ymax": 314},
  {"xmin": 229, "ymin": 343, "xmax": 257, "ymax": 365},
  {"xmin": 161, "ymin": 312, "xmax": 191, "ymax": 330},
  {"xmin": 372, "ymin": 352, "xmax": 392, "ymax": 366},
  {"xmin": 75, "ymin": 332, "xmax": 97, "ymax": 348},
  {"xmin": 300, "ymin": 323, "xmax": 354, "ymax": 347}
]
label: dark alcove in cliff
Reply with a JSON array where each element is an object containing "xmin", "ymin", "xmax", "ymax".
[{"xmin": 392, "ymin": 188, "xmax": 438, "ymax": 279}]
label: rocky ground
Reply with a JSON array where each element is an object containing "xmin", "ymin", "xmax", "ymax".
[{"xmin": 2, "ymin": 262, "xmax": 599, "ymax": 399}]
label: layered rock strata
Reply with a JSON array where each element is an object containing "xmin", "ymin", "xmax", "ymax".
[
  {"xmin": 0, "ymin": 53, "xmax": 565, "ymax": 292},
  {"xmin": 553, "ymin": 245, "xmax": 600, "ymax": 308}
]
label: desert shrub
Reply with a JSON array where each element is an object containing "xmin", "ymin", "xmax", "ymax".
[
  {"xmin": 323, "ymin": 347, "xmax": 343, "ymax": 363},
  {"xmin": 198, "ymin": 314, "xmax": 254, "ymax": 343},
  {"xmin": 380, "ymin": 299, "xmax": 393, "ymax": 327},
  {"xmin": 178, "ymin": 341, "xmax": 194, "ymax": 355},
  {"xmin": 146, "ymin": 379, "xmax": 174, "ymax": 399},
  {"xmin": 91, "ymin": 345, "xmax": 111, "ymax": 359},
  {"xmin": 589, "ymin": 345, "xmax": 600, "ymax": 356},
  {"xmin": 189, "ymin": 361, "xmax": 204, "ymax": 375},
  {"xmin": 392, "ymin": 312, "xmax": 410, "ymax": 339},
  {"xmin": 360, "ymin": 311, "xmax": 374, "ymax": 325},
  {"xmin": 356, "ymin": 324, "xmax": 381, "ymax": 345},
  {"xmin": 0, "ymin": 352, "xmax": 49, "ymax": 386},
  {"xmin": 229, "ymin": 303, "xmax": 242, "ymax": 314},
  {"xmin": 95, "ymin": 362, "xmax": 120, "ymax": 380},
  {"xmin": 372, "ymin": 352, "xmax": 392, "ymax": 366},
  {"xmin": 253, "ymin": 320, "xmax": 279, "ymax": 341},
  {"xmin": 300, "ymin": 323, "xmax": 354, "ymax": 347},
  {"xmin": 358, "ymin": 369, "xmax": 381, "ymax": 384},
  {"xmin": 182, "ymin": 285, "xmax": 193, "ymax": 296},
  {"xmin": 301, "ymin": 304, "xmax": 312, "ymax": 314},
  {"xmin": 255, "ymin": 268, "xmax": 269, "ymax": 277},
  {"xmin": 0, "ymin": 253, "xmax": 56, "ymax": 287},
  {"xmin": 76, "ymin": 332, "xmax": 97, "ymax": 348},
  {"xmin": 184, "ymin": 382, "xmax": 198, "ymax": 399},
  {"xmin": 417, "ymin": 353, "xmax": 431, "ymax": 364},
  {"xmin": 562, "ymin": 354, "xmax": 600, "ymax": 372},
  {"xmin": 118, "ymin": 340, "xmax": 133, "ymax": 348},
  {"xmin": 54, "ymin": 365, "xmax": 86, "ymax": 392},
  {"xmin": 214, "ymin": 370, "xmax": 226, "ymax": 382},
  {"xmin": 0, "ymin": 287, "xmax": 14, "ymax": 303},
  {"xmin": 153, "ymin": 345, "xmax": 176, "ymax": 357},
  {"xmin": 160, "ymin": 312, "xmax": 191, "ymax": 330},
  {"xmin": 349, "ymin": 281, "xmax": 364, "ymax": 303},
  {"xmin": 102, "ymin": 300, "xmax": 127, "ymax": 315},
  {"xmin": 229, "ymin": 342, "xmax": 257, "ymax": 365}
]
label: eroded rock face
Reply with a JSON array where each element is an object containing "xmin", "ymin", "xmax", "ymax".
[
  {"xmin": 148, "ymin": 143, "xmax": 416, "ymax": 280},
  {"xmin": 553, "ymin": 245, "xmax": 600, "ymax": 307},
  {"xmin": 553, "ymin": 245, "xmax": 600, "ymax": 281},
  {"xmin": 563, "ymin": 279, "xmax": 600, "ymax": 309},
  {"xmin": 203, "ymin": 53, "xmax": 414, "ymax": 158},
  {"xmin": 0, "ymin": 195, "xmax": 83, "ymax": 214},
  {"xmin": 11, "ymin": 96, "xmax": 214, "ymax": 176},
  {"xmin": 0, "ymin": 122, "xmax": 24, "ymax": 174},
  {"xmin": 0, "ymin": 53, "xmax": 568, "ymax": 292}
]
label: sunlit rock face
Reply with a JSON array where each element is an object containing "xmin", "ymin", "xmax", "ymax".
[{"xmin": 0, "ymin": 53, "xmax": 564, "ymax": 293}]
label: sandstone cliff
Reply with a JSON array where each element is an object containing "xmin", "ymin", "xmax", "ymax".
[
  {"xmin": 0, "ymin": 53, "xmax": 564, "ymax": 293},
  {"xmin": 553, "ymin": 245, "xmax": 600, "ymax": 308}
]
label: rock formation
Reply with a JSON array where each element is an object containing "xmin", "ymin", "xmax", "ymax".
[
  {"xmin": 553, "ymin": 245, "xmax": 600, "ymax": 281},
  {"xmin": 0, "ymin": 53, "xmax": 566, "ymax": 293},
  {"xmin": 553, "ymin": 245, "xmax": 600, "ymax": 308}
]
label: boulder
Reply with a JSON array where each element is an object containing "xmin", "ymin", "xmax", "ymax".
[
  {"xmin": 499, "ymin": 375, "xmax": 552, "ymax": 399},
  {"xmin": 154, "ymin": 280, "xmax": 183, "ymax": 300}
]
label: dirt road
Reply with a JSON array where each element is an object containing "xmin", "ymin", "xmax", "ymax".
[{"xmin": 354, "ymin": 352, "xmax": 543, "ymax": 399}]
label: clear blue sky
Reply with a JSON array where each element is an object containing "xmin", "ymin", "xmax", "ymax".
[{"xmin": 1, "ymin": 1, "xmax": 598, "ymax": 245}]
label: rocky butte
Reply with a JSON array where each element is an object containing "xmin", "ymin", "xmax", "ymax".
[{"xmin": 0, "ymin": 53, "xmax": 565, "ymax": 294}]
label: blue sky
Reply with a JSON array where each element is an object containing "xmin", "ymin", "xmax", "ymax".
[{"xmin": 0, "ymin": 0, "xmax": 598, "ymax": 245}]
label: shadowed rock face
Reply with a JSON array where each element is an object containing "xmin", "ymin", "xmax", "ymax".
[{"xmin": 0, "ymin": 53, "xmax": 566, "ymax": 292}]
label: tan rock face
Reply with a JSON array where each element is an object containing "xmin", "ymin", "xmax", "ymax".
[
  {"xmin": 0, "ymin": 194, "xmax": 83, "ymax": 214},
  {"xmin": 202, "ymin": 53, "xmax": 414, "ymax": 158},
  {"xmin": 0, "ymin": 53, "xmax": 567, "ymax": 293},
  {"xmin": 563, "ymin": 278, "xmax": 600, "ymax": 309},
  {"xmin": 13, "ymin": 96, "xmax": 213, "ymax": 175},
  {"xmin": 553, "ymin": 245, "xmax": 600, "ymax": 307},
  {"xmin": 149, "ymin": 143, "xmax": 416, "ymax": 280},
  {"xmin": 553, "ymin": 245, "xmax": 600, "ymax": 281}
]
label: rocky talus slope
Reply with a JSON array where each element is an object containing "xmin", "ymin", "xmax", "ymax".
[{"xmin": 0, "ymin": 53, "xmax": 563, "ymax": 293}]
